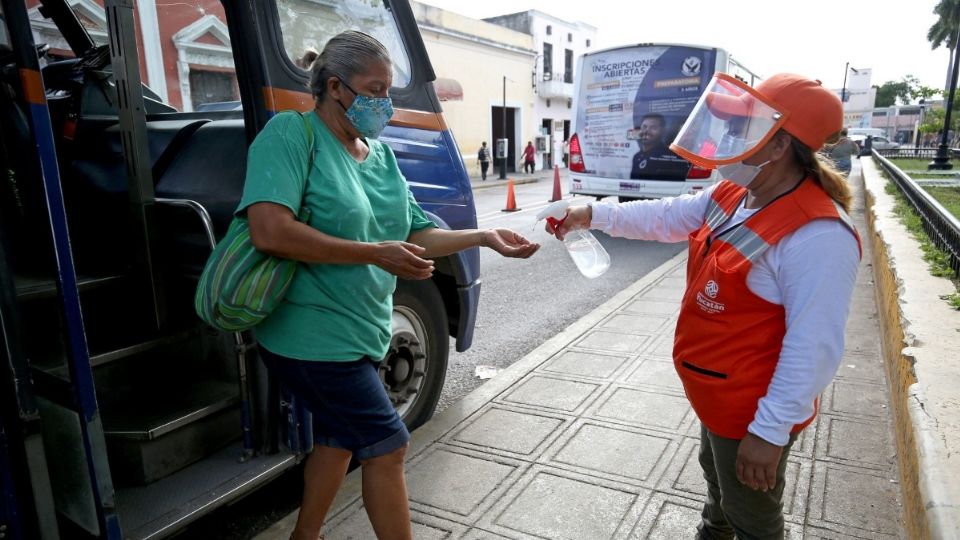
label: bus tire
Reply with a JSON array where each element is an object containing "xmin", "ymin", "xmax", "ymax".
[
  {"xmin": 385, "ymin": 279, "xmax": 449, "ymax": 431},
  {"xmin": 618, "ymin": 196, "xmax": 640, "ymax": 203}
]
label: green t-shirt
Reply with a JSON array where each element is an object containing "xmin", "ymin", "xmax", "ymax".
[{"xmin": 237, "ymin": 111, "xmax": 436, "ymax": 361}]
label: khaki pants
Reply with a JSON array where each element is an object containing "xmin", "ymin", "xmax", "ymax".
[{"xmin": 696, "ymin": 425, "xmax": 797, "ymax": 540}]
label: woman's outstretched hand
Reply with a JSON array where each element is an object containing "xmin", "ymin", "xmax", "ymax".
[{"xmin": 482, "ymin": 229, "xmax": 540, "ymax": 258}]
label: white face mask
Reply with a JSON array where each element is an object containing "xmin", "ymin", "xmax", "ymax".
[{"xmin": 717, "ymin": 160, "xmax": 770, "ymax": 187}]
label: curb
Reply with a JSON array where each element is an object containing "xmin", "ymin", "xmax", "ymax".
[
  {"xmin": 252, "ymin": 250, "xmax": 689, "ymax": 540},
  {"xmin": 469, "ymin": 175, "xmax": 544, "ymax": 191},
  {"xmin": 861, "ymin": 157, "xmax": 960, "ymax": 539}
]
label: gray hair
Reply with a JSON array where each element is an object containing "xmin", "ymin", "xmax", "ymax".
[{"xmin": 308, "ymin": 31, "xmax": 391, "ymax": 102}]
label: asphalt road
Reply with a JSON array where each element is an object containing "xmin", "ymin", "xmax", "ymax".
[
  {"xmin": 185, "ymin": 176, "xmax": 685, "ymax": 539},
  {"xmin": 435, "ymin": 178, "xmax": 685, "ymax": 413}
]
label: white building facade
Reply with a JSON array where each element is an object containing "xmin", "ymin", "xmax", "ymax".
[
  {"xmin": 833, "ymin": 67, "xmax": 877, "ymax": 129},
  {"xmin": 484, "ymin": 11, "xmax": 596, "ymax": 170}
]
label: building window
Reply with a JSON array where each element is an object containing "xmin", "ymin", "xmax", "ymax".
[
  {"xmin": 189, "ymin": 69, "xmax": 237, "ymax": 110},
  {"xmin": 543, "ymin": 42, "xmax": 553, "ymax": 80},
  {"xmin": 586, "ymin": 38, "xmax": 591, "ymax": 48},
  {"xmin": 546, "ymin": 25, "xmax": 552, "ymax": 35},
  {"xmin": 564, "ymin": 49, "xmax": 573, "ymax": 83},
  {"xmin": 567, "ymin": 33, "xmax": 572, "ymax": 42}
]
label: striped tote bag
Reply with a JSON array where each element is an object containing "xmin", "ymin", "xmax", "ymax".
[{"xmin": 194, "ymin": 112, "xmax": 314, "ymax": 331}]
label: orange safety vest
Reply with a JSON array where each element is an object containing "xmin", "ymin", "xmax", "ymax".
[{"xmin": 673, "ymin": 178, "xmax": 861, "ymax": 439}]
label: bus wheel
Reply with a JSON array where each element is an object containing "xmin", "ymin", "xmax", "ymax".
[
  {"xmin": 618, "ymin": 196, "xmax": 639, "ymax": 203},
  {"xmin": 384, "ymin": 279, "xmax": 449, "ymax": 431}
]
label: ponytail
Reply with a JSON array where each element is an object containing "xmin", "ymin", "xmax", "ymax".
[{"xmin": 789, "ymin": 137, "xmax": 853, "ymax": 213}]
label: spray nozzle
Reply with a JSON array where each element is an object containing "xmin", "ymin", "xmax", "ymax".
[{"xmin": 534, "ymin": 200, "xmax": 571, "ymax": 231}]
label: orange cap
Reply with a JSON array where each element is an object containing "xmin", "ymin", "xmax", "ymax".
[{"xmin": 754, "ymin": 73, "xmax": 843, "ymax": 150}]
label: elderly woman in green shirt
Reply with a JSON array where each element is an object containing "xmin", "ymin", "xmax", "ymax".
[{"xmin": 237, "ymin": 31, "xmax": 538, "ymax": 540}]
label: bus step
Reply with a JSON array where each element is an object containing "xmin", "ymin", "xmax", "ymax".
[
  {"xmin": 13, "ymin": 273, "xmax": 126, "ymax": 301},
  {"xmin": 89, "ymin": 328, "xmax": 199, "ymax": 368},
  {"xmin": 102, "ymin": 379, "xmax": 240, "ymax": 486}
]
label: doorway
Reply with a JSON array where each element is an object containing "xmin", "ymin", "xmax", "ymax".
[
  {"xmin": 491, "ymin": 106, "xmax": 517, "ymax": 173},
  {"xmin": 541, "ymin": 118, "xmax": 553, "ymax": 169}
]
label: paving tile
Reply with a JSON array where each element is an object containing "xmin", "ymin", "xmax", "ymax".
[
  {"xmin": 574, "ymin": 330, "xmax": 651, "ymax": 354},
  {"xmin": 601, "ymin": 313, "xmax": 670, "ymax": 333},
  {"xmin": 824, "ymin": 379, "xmax": 889, "ymax": 419},
  {"xmin": 540, "ymin": 350, "xmax": 630, "ymax": 380},
  {"xmin": 623, "ymin": 357, "xmax": 683, "ymax": 391},
  {"xmin": 591, "ymin": 386, "xmax": 692, "ymax": 433},
  {"xmin": 629, "ymin": 493, "xmax": 702, "ymax": 539},
  {"xmin": 405, "ymin": 446, "xmax": 522, "ymax": 519},
  {"xmin": 637, "ymin": 284, "xmax": 685, "ymax": 302},
  {"xmin": 817, "ymin": 415, "xmax": 896, "ymax": 471},
  {"xmin": 834, "ymin": 352, "xmax": 887, "ymax": 384},
  {"xmin": 622, "ymin": 298, "xmax": 680, "ymax": 317},
  {"xmin": 803, "ymin": 524, "xmax": 899, "ymax": 539},
  {"xmin": 324, "ymin": 503, "xmax": 467, "ymax": 539},
  {"xmin": 460, "ymin": 529, "xmax": 513, "ymax": 539},
  {"xmin": 640, "ymin": 335, "xmax": 677, "ymax": 359},
  {"xmin": 449, "ymin": 406, "xmax": 566, "ymax": 457},
  {"xmin": 501, "ymin": 375, "xmax": 602, "ymax": 413},
  {"xmin": 545, "ymin": 421, "xmax": 677, "ymax": 486},
  {"xmin": 484, "ymin": 467, "xmax": 645, "ymax": 540},
  {"xmin": 807, "ymin": 462, "xmax": 901, "ymax": 535}
]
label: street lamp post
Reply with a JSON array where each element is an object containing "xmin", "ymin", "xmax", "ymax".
[
  {"xmin": 930, "ymin": 17, "xmax": 960, "ymax": 169},
  {"xmin": 500, "ymin": 75, "xmax": 507, "ymax": 180},
  {"xmin": 841, "ymin": 62, "xmax": 849, "ymax": 104}
]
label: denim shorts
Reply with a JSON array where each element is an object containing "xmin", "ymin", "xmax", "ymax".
[{"xmin": 259, "ymin": 347, "xmax": 410, "ymax": 460}]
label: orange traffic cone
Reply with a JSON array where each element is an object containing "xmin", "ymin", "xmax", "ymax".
[
  {"xmin": 549, "ymin": 164, "xmax": 562, "ymax": 202},
  {"xmin": 501, "ymin": 180, "xmax": 520, "ymax": 212}
]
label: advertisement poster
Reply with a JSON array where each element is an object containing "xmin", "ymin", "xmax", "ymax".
[{"xmin": 574, "ymin": 46, "xmax": 716, "ymax": 181}]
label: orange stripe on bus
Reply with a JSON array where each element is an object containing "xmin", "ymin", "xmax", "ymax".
[
  {"xmin": 20, "ymin": 69, "xmax": 46, "ymax": 105},
  {"xmin": 263, "ymin": 86, "xmax": 446, "ymax": 131}
]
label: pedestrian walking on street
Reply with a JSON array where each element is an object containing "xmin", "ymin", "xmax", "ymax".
[
  {"xmin": 522, "ymin": 140, "xmax": 536, "ymax": 173},
  {"xmin": 825, "ymin": 128, "xmax": 859, "ymax": 176},
  {"xmin": 478, "ymin": 141, "xmax": 491, "ymax": 180},
  {"xmin": 241, "ymin": 31, "xmax": 539, "ymax": 540},
  {"xmin": 547, "ymin": 73, "xmax": 861, "ymax": 539}
]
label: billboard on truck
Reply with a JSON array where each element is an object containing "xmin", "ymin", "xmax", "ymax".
[{"xmin": 570, "ymin": 44, "xmax": 758, "ymax": 200}]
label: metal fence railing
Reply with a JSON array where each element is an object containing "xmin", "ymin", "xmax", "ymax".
[
  {"xmin": 872, "ymin": 150, "xmax": 960, "ymax": 277},
  {"xmin": 873, "ymin": 147, "xmax": 960, "ymax": 160}
]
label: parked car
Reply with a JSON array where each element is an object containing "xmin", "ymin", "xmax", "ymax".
[{"xmin": 851, "ymin": 134, "xmax": 900, "ymax": 156}]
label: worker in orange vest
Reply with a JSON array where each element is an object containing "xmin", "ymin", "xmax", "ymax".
[{"xmin": 548, "ymin": 73, "xmax": 861, "ymax": 538}]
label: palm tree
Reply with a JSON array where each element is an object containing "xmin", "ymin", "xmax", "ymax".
[{"xmin": 929, "ymin": 0, "xmax": 960, "ymax": 50}]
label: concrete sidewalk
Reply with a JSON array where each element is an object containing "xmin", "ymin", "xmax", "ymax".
[
  {"xmin": 256, "ymin": 168, "xmax": 905, "ymax": 539},
  {"xmin": 468, "ymin": 168, "xmax": 558, "ymax": 192}
]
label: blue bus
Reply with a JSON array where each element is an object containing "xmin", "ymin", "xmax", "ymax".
[{"xmin": 0, "ymin": 0, "xmax": 479, "ymax": 537}]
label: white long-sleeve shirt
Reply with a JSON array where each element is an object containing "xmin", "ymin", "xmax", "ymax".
[{"xmin": 590, "ymin": 184, "xmax": 860, "ymax": 445}]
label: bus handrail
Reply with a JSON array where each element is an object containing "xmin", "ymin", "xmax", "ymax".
[{"xmin": 154, "ymin": 198, "xmax": 218, "ymax": 251}]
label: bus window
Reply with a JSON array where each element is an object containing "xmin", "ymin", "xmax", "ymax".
[{"xmin": 276, "ymin": 0, "xmax": 412, "ymax": 88}]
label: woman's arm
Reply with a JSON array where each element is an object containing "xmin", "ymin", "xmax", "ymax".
[
  {"xmin": 407, "ymin": 227, "xmax": 540, "ymax": 259},
  {"xmin": 248, "ymin": 202, "xmax": 435, "ymax": 280}
]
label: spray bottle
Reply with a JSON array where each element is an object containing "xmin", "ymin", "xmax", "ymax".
[{"xmin": 535, "ymin": 200, "xmax": 610, "ymax": 279}]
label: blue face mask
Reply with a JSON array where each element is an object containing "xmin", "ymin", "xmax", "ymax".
[{"xmin": 337, "ymin": 78, "xmax": 394, "ymax": 139}]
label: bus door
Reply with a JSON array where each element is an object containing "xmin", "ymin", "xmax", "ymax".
[{"xmin": 1, "ymin": 1, "xmax": 120, "ymax": 537}]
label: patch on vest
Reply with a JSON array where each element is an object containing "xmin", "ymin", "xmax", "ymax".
[{"xmin": 696, "ymin": 280, "xmax": 725, "ymax": 314}]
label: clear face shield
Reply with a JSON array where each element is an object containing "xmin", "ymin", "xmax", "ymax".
[{"xmin": 669, "ymin": 74, "xmax": 788, "ymax": 169}]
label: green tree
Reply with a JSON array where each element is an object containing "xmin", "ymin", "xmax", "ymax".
[
  {"xmin": 873, "ymin": 76, "xmax": 941, "ymax": 107},
  {"xmin": 928, "ymin": 0, "xmax": 960, "ymax": 51}
]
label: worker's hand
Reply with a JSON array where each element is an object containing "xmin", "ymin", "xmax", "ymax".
[
  {"xmin": 735, "ymin": 432, "xmax": 783, "ymax": 491},
  {"xmin": 372, "ymin": 241, "xmax": 434, "ymax": 280},
  {"xmin": 545, "ymin": 205, "xmax": 592, "ymax": 240},
  {"xmin": 482, "ymin": 229, "xmax": 540, "ymax": 258}
]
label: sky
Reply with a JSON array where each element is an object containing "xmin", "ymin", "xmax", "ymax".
[{"xmin": 417, "ymin": 0, "xmax": 953, "ymax": 98}]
